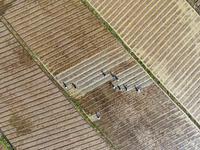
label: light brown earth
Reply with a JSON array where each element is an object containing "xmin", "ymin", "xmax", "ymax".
[
  {"xmin": 87, "ymin": 0, "xmax": 200, "ymax": 124},
  {"xmin": 0, "ymin": 20, "xmax": 110, "ymax": 150},
  {"xmin": 1, "ymin": 0, "xmax": 200, "ymax": 149}
]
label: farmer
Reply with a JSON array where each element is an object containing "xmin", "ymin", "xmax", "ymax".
[
  {"xmin": 96, "ymin": 112, "xmax": 100, "ymax": 120},
  {"xmin": 63, "ymin": 82, "xmax": 67, "ymax": 89},
  {"xmin": 123, "ymin": 84, "xmax": 129, "ymax": 91},
  {"xmin": 110, "ymin": 72, "xmax": 120, "ymax": 81},
  {"xmin": 110, "ymin": 82, "xmax": 115, "ymax": 89},
  {"xmin": 101, "ymin": 70, "xmax": 107, "ymax": 77},
  {"xmin": 134, "ymin": 85, "xmax": 140, "ymax": 92},
  {"xmin": 117, "ymin": 84, "xmax": 122, "ymax": 91},
  {"xmin": 72, "ymin": 83, "xmax": 76, "ymax": 89}
]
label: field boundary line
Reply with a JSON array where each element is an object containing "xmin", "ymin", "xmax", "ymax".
[
  {"xmin": 186, "ymin": 0, "xmax": 200, "ymax": 15},
  {"xmin": 0, "ymin": 15, "xmax": 114, "ymax": 150},
  {"xmin": 82, "ymin": 0, "xmax": 200, "ymax": 131}
]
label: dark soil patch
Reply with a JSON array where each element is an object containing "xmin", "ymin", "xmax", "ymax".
[
  {"xmin": 14, "ymin": 48, "xmax": 33, "ymax": 65},
  {"xmin": 8, "ymin": 113, "xmax": 32, "ymax": 136}
]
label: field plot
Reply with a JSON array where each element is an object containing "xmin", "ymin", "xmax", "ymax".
[
  {"xmin": 0, "ymin": 21, "xmax": 110, "ymax": 150},
  {"xmin": 2, "ymin": 0, "xmax": 200, "ymax": 149},
  {"xmin": 87, "ymin": 0, "xmax": 200, "ymax": 123}
]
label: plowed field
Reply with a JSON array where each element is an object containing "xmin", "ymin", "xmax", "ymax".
[
  {"xmin": 1, "ymin": 0, "xmax": 200, "ymax": 149},
  {"xmin": 0, "ymin": 21, "xmax": 110, "ymax": 150},
  {"xmin": 87, "ymin": 0, "xmax": 200, "ymax": 124}
]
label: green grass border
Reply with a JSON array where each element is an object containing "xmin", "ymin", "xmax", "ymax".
[
  {"xmin": 0, "ymin": 134, "xmax": 13, "ymax": 150},
  {"xmin": 1, "ymin": 16, "xmax": 114, "ymax": 149},
  {"xmin": 81, "ymin": 0, "xmax": 200, "ymax": 130}
]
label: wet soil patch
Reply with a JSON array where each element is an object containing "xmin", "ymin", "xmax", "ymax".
[
  {"xmin": 8, "ymin": 113, "xmax": 32, "ymax": 136},
  {"xmin": 14, "ymin": 48, "xmax": 33, "ymax": 65}
]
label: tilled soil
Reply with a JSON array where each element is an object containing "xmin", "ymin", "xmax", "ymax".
[
  {"xmin": 88, "ymin": 0, "xmax": 200, "ymax": 125},
  {"xmin": 2, "ymin": 0, "xmax": 200, "ymax": 149},
  {"xmin": 0, "ymin": 21, "xmax": 110, "ymax": 150}
]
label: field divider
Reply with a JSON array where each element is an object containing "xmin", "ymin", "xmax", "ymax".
[{"xmin": 0, "ymin": 15, "xmax": 114, "ymax": 149}]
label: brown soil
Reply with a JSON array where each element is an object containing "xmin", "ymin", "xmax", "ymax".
[
  {"xmin": 15, "ymin": 49, "xmax": 33, "ymax": 65},
  {"xmin": 8, "ymin": 113, "xmax": 32, "ymax": 136},
  {"xmin": 75, "ymin": 79, "xmax": 182, "ymax": 149},
  {"xmin": 105, "ymin": 58, "xmax": 136, "ymax": 75},
  {"xmin": 52, "ymin": 38, "xmax": 116, "ymax": 76}
]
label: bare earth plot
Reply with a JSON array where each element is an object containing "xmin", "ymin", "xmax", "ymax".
[
  {"xmin": 0, "ymin": 21, "xmax": 110, "ymax": 150},
  {"xmin": 87, "ymin": 0, "xmax": 200, "ymax": 124},
  {"xmin": 2, "ymin": 0, "xmax": 200, "ymax": 149}
]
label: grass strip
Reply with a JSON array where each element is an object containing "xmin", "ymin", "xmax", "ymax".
[
  {"xmin": 0, "ymin": 16, "xmax": 114, "ymax": 149},
  {"xmin": 81, "ymin": 0, "xmax": 200, "ymax": 130},
  {"xmin": 0, "ymin": 133, "xmax": 13, "ymax": 150}
]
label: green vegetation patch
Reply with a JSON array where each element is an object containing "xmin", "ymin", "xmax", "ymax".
[{"xmin": 0, "ymin": 134, "xmax": 13, "ymax": 150}]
